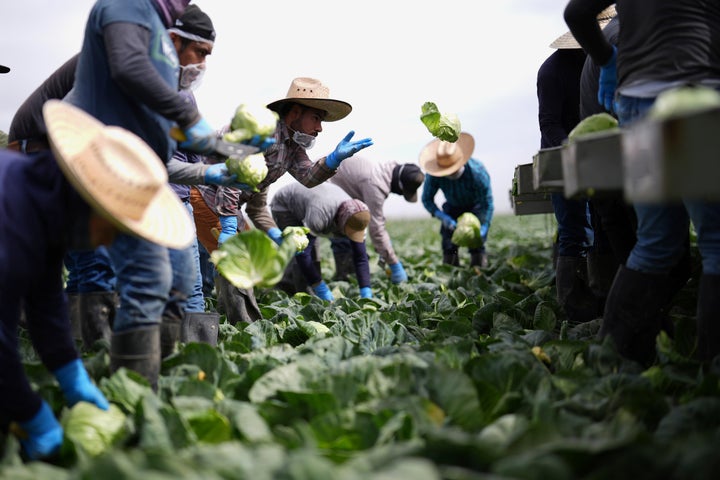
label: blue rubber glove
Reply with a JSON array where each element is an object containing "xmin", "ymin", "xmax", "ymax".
[
  {"xmin": 204, "ymin": 164, "xmax": 253, "ymax": 190},
  {"xmin": 388, "ymin": 262, "xmax": 408, "ymax": 284},
  {"xmin": 434, "ymin": 211, "xmax": 457, "ymax": 230},
  {"xmin": 598, "ymin": 45, "xmax": 618, "ymax": 113},
  {"xmin": 18, "ymin": 401, "xmax": 63, "ymax": 460},
  {"xmin": 359, "ymin": 286, "xmax": 373, "ymax": 298},
  {"xmin": 218, "ymin": 215, "xmax": 238, "ymax": 246},
  {"xmin": 325, "ymin": 131, "xmax": 374, "ymax": 169},
  {"xmin": 179, "ymin": 117, "xmax": 217, "ymax": 155},
  {"xmin": 312, "ymin": 281, "xmax": 334, "ymax": 301},
  {"xmin": 480, "ymin": 223, "xmax": 489, "ymax": 242},
  {"xmin": 53, "ymin": 358, "xmax": 109, "ymax": 410},
  {"xmin": 267, "ymin": 227, "xmax": 283, "ymax": 245},
  {"xmin": 243, "ymin": 134, "xmax": 276, "ymax": 153}
]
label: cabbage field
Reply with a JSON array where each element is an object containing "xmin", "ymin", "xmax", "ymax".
[{"xmin": 3, "ymin": 214, "xmax": 719, "ymax": 479}]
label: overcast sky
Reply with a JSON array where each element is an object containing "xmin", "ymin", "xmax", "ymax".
[{"xmin": 1, "ymin": 0, "xmax": 571, "ymax": 218}]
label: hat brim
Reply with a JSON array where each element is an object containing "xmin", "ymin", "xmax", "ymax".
[
  {"xmin": 404, "ymin": 191, "xmax": 418, "ymax": 203},
  {"xmin": 419, "ymin": 132, "xmax": 474, "ymax": 177},
  {"xmin": 266, "ymin": 98, "xmax": 352, "ymax": 122},
  {"xmin": 0, "ymin": 65, "xmax": 10, "ymax": 74},
  {"xmin": 43, "ymin": 100, "xmax": 194, "ymax": 250},
  {"xmin": 550, "ymin": 18, "xmax": 613, "ymax": 49}
]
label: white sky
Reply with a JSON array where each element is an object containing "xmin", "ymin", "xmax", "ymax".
[{"xmin": 0, "ymin": 0, "xmax": 571, "ymax": 218}]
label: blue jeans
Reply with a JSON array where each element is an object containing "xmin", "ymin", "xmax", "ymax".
[
  {"xmin": 64, "ymin": 247, "xmax": 115, "ymax": 293},
  {"xmin": 551, "ymin": 193, "xmax": 594, "ymax": 257},
  {"xmin": 168, "ymin": 201, "xmax": 204, "ymax": 313},
  {"xmin": 616, "ymin": 93, "xmax": 720, "ymax": 275}
]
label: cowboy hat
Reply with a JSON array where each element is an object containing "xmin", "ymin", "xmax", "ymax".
[
  {"xmin": 336, "ymin": 198, "xmax": 370, "ymax": 242},
  {"xmin": 550, "ymin": 4, "xmax": 617, "ymax": 49},
  {"xmin": 266, "ymin": 77, "xmax": 352, "ymax": 122},
  {"xmin": 419, "ymin": 132, "xmax": 475, "ymax": 177},
  {"xmin": 42, "ymin": 99, "xmax": 194, "ymax": 249}
]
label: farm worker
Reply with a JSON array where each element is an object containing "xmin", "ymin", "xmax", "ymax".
[
  {"xmin": 420, "ymin": 132, "xmax": 494, "ymax": 268},
  {"xmin": 0, "ymin": 100, "xmax": 193, "ymax": 460},
  {"xmin": 190, "ymin": 77, "xmax": 373, "ymax": 321},
  {"xmin": 329, "ymin": 157, "xmax": 425, "ymax": 283},
  {"xmin": 565, "ymin": 0, "xmax": 720, "ymax": 364},
  {"xmin": 269, "ymin": 182, "xmax": 373, "ymax": 301}
]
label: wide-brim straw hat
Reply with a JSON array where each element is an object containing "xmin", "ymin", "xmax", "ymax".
[
  {"xmin": 336, "ymin": 199, "xmax": 370, "ymax": 242},
  {"xmin": 43, "ymin": 99, "xmax": 194, "ymax": 249},
  {"xmin": 550, "ymin": 4, "xmax": 617, "ymax": 49},
  {"xmin": 419, "ymin": 132, "xmax": 475, "ymax": 177},
  {"xmin": 266, "ymin": 77, "xmax": 352, "ymax": 122}
]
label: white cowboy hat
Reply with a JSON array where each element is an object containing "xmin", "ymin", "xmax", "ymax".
[
  {"xmin": 419, "ymin": 132, "xmax": 475, "ymax": 177},
  {"xmin": 550, "ymin": 5, "xmax": 617, "ymax": 49},
  {"xmin": 42, "ymin": 99, "xmax": 194, "ymax": 249},
  {"xmin": 266, "ymin": 77, "xmax": 352, "ymax": 122}
]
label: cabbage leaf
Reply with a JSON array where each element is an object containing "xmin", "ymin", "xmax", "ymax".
[
  {"xmin": 223, "ymin": 104, "xmax": 278, "ymax": 143},
  {"xmin": 451, "ymin": 212, "xmax": 483, "ymax": 248},
  {"xmin": 61, "ymin": 402, "xmax": 129, "ymax": 457},
  {"xmin": 225, "ymin": 153, "xmax": 268, "ymax": 192},
  {"xmin": 420, "ymin": 102, "xmax": 461, "ymax": 142},
  {"xmin": 648, "ymin": 85, "xmax": 720, "ymax": 120},
  {"xmin": 567, "ymin": 113, "xmax": 619, "ymax": 141}
]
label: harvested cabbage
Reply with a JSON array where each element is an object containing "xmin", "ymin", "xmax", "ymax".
[
  {"xmin": 282, "ymin": 226, "xmax": 310, "ymax": 253},
  {"xmin": 568, "ymin": 113, "xmax": 619, "ymax": 141},
  {"xmin": 223, "ymin": 104, "xmax": 278, "ymax": 143},
  {"xmin": 451, "ymin": 212, "xmax": 483, "ymax": 248},
  {"xmin": 225, "ymin": 152, "xmax": 268, "ymax": 192},
  {"xmin": 420, "ymin": 102, "xmax": 461, "ymax": 142},
  {"xmin": 648, "ymin": 85, "xmax": 720, "ymax": 120},
  {"xmin": 61, "ymin": 402, "xmax": 128, "ymax": 457}
]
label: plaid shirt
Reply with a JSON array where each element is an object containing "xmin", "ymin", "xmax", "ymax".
[{"xmin": 195, "ymin": 121, "xmax": 336, "ymax": 231}]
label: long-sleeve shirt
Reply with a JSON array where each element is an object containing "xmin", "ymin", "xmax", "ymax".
[
  {"xmin": 329, "ymin": 156, "xmax": 400, "ymax": 265},
  {"xmin": 421, "ymin": 158, "xmax": 494, "ymax": 227}
]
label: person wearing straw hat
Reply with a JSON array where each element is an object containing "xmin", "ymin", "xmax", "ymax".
[
  {"xmin": 269, "ymin": 182, "xmax": 373, "ymax": 302},
  {"xmin": 420, "ymin": 133, "xmax": 494, "ymax": 268},
  {"xmin": 0, "ymin": 100, "xmax": 193, "ymax": 460}
]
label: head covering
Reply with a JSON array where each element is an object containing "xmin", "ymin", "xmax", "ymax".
[
  {"xmin": 42, "ymin": 100, "xmax": 194, "ymax": 249},
  {"xmin": 168, "ymin": 4, "xmax": 216, "ymax": 45},
  {"xmin": 0, "ymin": 65, "xmax": 9, "ymax": 74},
  {"xmin": 266, "ymin": 77, "xmax": 352, "ymax": 122},
  {"xmin": 336, "ymin": 199, "xmax": 370, "ymax": 242},
  {"xmin": 392, "ymin": 163, "xmax": 425, "ymax": 202},
  {"xmin": 152, "ymin": 0, "xmax": 192, "ymax": 28},
  {"xmin": 419, "ymin": 132, "xmax": 475, "ymax": 177},
  {"xmin": 550, "ymin": 5, "xmax": 617, "ymax": 49}
]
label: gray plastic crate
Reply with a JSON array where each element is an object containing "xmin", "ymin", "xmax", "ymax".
[
  {"xmin": 533, "ymin": 146, "xmax": 564, "ymax": 192},
  {"xmin": 562, "ymin": 130, "xmax": 624, "ymax": 198}
]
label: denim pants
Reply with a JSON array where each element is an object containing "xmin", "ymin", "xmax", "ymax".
[
  {"xmin": 551, "ymin": 193, "xmax": 594, "ymax": 257},
  {"xmin": 64, "ymin": 246, "xmax": 115, "ymax": 293},
  {"xmin": 168, "ymin": 201, "xmax": 204, "ymax": 313},
  {"xmin": 616, "ymin": 94, "xmax": 720, "ymax": 275}
]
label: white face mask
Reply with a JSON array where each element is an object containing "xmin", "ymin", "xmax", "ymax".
[
  {"xmin": 447, "ymin": 166, "xmax": 465, "ymax": 180},
  {"xmin": 179, "ymin": 63, "xmax": 205, "ymax": 91},
  {"xmin": 292, "ymin": 130, "xmax": 316, "ymax": 149}
]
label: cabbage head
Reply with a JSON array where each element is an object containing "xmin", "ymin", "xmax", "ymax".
[
  {"xmin": 451, "ymin": 212, "xmax": 483, "ymax": 248},
  {"xmin": 648, "ymin": 85, "xmax": 720, "ymax": 120},
  {"xmin": 420, "ymin": 102, "xmax": 461, "ymax": 142},
  {"xmin": 61, "ymin": 402, "xmax": 129, "ymax": 457},
  {"xmin": 225, "ymin": 153, "xmax": 268, "ymax": 192},
  {"xmin": 567, "ymin": 113, "xmax": 619, "ymax": 141},
  {"xmin": 224, "ymin": 104, "xmax": 278, "ymax": 143},
  {"xmin": 282, "ymin": 226, "xmax": 310, "ymax": 253}
]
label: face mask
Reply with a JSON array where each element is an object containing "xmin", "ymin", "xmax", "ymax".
[
  {"xmin": 179, "ymin": 63, "xmax": 205, "ymax": 91},
  {"xmin": 292, "ymin": 130, "xmax": 316, "ymax": 149},
  {"xmin": 447, "ymin": 166, "xmax": 465, "ymax": 180}
]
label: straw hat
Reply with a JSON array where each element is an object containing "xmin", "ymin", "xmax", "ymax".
[
  {"xmin": 42, "ymin": 100, "xmax": 194, "ymax": 249},
  {"xmin": 419, "ymin": 132, "xmax": 475, "ymax": 177},
  {"xmin": 336, "ymin": 199, "xmax": 370, "ymax": 242},
  {"xmin": 266, "ymin": 77, "xmax": 352, "ymax": 122},
  {"xmin": 550, "ymin": 5, "xmax": 617, "ymax": 49}
]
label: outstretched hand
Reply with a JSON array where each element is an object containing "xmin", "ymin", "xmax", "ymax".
[{"xmin": 325, "ymin": 131, "xmax": 373, "ymax": 169}]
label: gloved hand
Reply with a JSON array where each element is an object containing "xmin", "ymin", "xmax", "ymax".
[
  {"xmin": 179, "ymin": 117, "xmax": 217, "ymax": 155},
  {"xmin": 312, "ymin": 280, "xmax": 334, "ymax": 301},
  {"xmin": 434, "ymin": 211, "xmax": 457, "ymax": 230},
  {"xmin": 267, "ymin": 227, "xmax": 283, "ymax": 245},
  {"xmin": 218, "ymin": 215, "xmax": 238, "ymax": 246},
  {"xmin": 388, "ymin": 262, "xmax": 408, "ymax": 283},
  {"xmin": 204, "ymin": 164, "xmax": 253, "ymax": 190},
  {"xmin": 598, "ymin": 45, "xmax": 618, "ymax": 113},
  {"xmin": 325, "ymin": 131, "xmax": 373, "ymax": 169},
  {"xmin": 359, "ymin": 286, "xmax": 373, "ymax": 298},
  {"xmin": 17, "ymin": 401, "xmax": 63, "ymax": 460},
  {"xmin": 243, "ymin": 134, "xmax": 276, "ymax": 153},
  {"xmin": 480, "ymin": 223, "xmax": 489, "ymax": 242},
  {"xmin": 53, "ymin": 358, "xmax": 109, "ymax": 410}
]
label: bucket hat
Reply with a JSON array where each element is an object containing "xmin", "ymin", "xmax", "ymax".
[
  {"xmin": 550, "ymin": 5, "xmax": 616, "ymax": 49},
  {"xmin": 266, "ymin": 77, "xmax": 352, "ymax": 122},
  {"xmin": 42, "ymin": 99, "xmax": 194, "ymax": 249},
  {"xmin": 419, "ymin": 132, "xmax": 475, "ymax": 177},
  {"xmin": 336, "ymin": 199, "xmax": 370, "ymax": 242}
]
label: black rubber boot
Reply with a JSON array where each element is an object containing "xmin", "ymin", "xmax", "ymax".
[
  {"xmin": 80, "ymin": 291, "xmax": 117, "ymax": 351},
  {"xmin": 586, "ymin": 251, "xmax": 619, "ymax": 307},
  {"xmin": 67, "ymin": 293, "xmax": 82, "ymax": 342},
  {"xmin": 696, "ymin": 274, "xmax": 720, "ymax": 363},
  {"xmin": 556, "ymin": 256, "xmax": 602, "ymax": 324},
  {"xmin": 599, "ymin": 266, "xmax": 669, "ymax": 366},
  {"xmin": 110, "ymin": 325, "xmax": 161, "ymax": 391},
  {"xmin": 160, "ymin": 312, "xmax": 182, "ymax": 359},
  {"xmin": 443, "ymin": 251, "xmax": 460, "ymax": 266},
  {"xmin": 332, "ymin": 250, "xmax": 354, "ymax": 281},
  {"xmin": 470, "ymin": 252, "xmax": 488, "ymax": 268},
  {"xmin": 216, "ymin": 275, "xmax": 261, "ymax": 325},
  {"xmin": 181, "ymin": 311, "xmax": 220, "ymax": 347}
]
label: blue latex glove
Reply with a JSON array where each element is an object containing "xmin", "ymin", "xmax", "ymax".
[
  {"xmin": 359, "ymin": 286, "xmax": 373, "ymax": 298},
  {"xmin": 204, "ymin": 164, "xmax": 253, "ymax": 190},
  {"xmin": 267, "ymin": 227, "xmax": 283, "ymax": 245},
  {"xmin": 243, "ymin": 134, "xmax": 276, "ymax": 153},
  {"xmin": 218, "ymin": 215, "xmax": 238, "ymax": 246},
  {"xmin": 179, "ymin": 117, "xmax": 217, "ymax": 155},
  {"xmin": 480, "ymin": 223, "xmax": 489, "ymax": 242},
  {"xmin": 434, "ymin": 211, "xmax": 457, "ymax": 230},
  {"xmin": 53, "ymin": 358, "xmax": 109, "ymax": 410},
  {"xmin": 389, "ymin": 262, "xmax": 408, "ymax": 283},
  {"xmin": 598, "ymin": 45, "xmax": 618, "ymax": 113},
  {"xmin": 312, "ymin": 281, "xmax": 334, "ymax": 301},
  {"xmin": 18, "ymin": 401, "xmax": 63, "ymax": 460},
  {"xmin": 325, "ymin": 131, "xmax": 374, "ymax": 169}
]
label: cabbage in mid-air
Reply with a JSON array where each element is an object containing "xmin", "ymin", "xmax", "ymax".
[{"xmin": 420, "ymin": 102, "xmax": 461, "ymax": 143}]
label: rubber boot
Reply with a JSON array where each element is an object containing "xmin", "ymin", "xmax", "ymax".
[
  {"xmin": 332, "ymin": 250, "xmax": 354, "ymax": 281},
  {"xmin": 555, "ymin": 256, "xmax": 602, "ymax": 324},
  {"xmin": 80, "ymin": 291, "xmax": 117, "ymax": 351},
  {"xmin": 160, "ymin": 312, "xmax": 182, "ymax": 359},
  {"xmin": 110, "ymin": 325, "xmax": 161, "ymax": 391},
  {"xmin": 599, "ymin": 266, "xmax": 669, "ymax": 366},
  {"xmin": 696, "ymin": 274, "xmax": 720, "ymax": 363},
  {"xmin": 470, "ymin": 252, "xmax": 488, "ymax": 268},
  {"xmin": 181, "ymin": 311, "xmax": 220, "ymax": 347},
  {"xmin": 67, "ymin": 293, "xmax": 82, "ymax": 342},
  {"xmin": 443, "ymin": 251, "xmax": 460, "ymax": 266},
  {"xmin": 586, "ymin": 251, "xmax": 620, "ymax": 313},
  {"xmin": 216, "ymin": 275, "xmax": 261, "ymax": 325}
]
